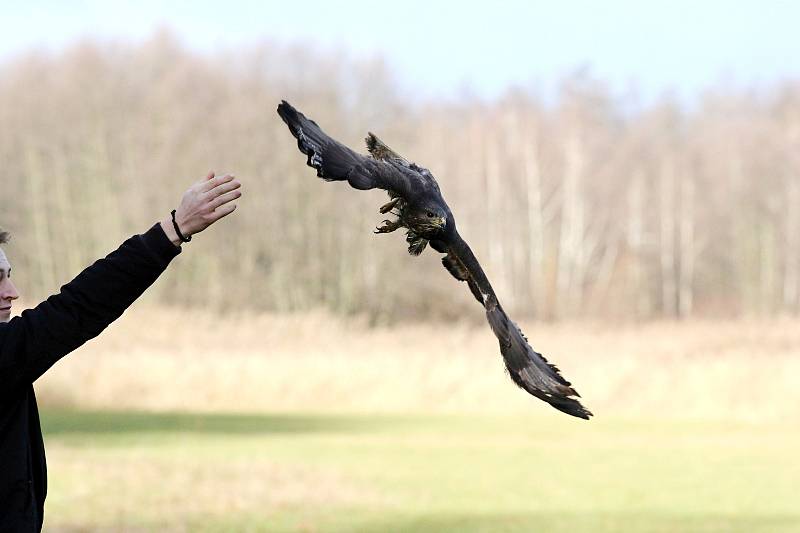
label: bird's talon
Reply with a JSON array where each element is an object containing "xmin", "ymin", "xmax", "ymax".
[{"xmin": 375, "ymin": 218, "xmax": 402, "ymax": 234}]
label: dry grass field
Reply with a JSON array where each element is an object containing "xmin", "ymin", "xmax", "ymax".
[
  {"xmin": 27, "ymin": 308, "xmax": 800, "ymax": 532},
  {"xmin": 35, "ymin": 308, "xmax": 800, "ymax": 421}
]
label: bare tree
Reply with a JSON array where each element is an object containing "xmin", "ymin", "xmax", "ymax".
[{"xmin": 1, "ymin": 37, "xmax": 797, "ymax": 322}]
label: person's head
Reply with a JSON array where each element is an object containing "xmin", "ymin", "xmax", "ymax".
[{"xmin": 0, "ymin": 229, "xmax": 19, "ymax": 323}]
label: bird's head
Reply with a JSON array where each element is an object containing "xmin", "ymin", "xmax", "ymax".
[{"xmin": 406, "ymin": 203, "xmax": 448, "ymax": 236}]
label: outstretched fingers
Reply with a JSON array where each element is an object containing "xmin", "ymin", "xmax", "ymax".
[
  {"xmin": 210, "ymin": 188, "xmax": 242, "ymax": 211},
  {"xmin": 209, "ymin": 202, "xmax": 238, "ymax": 222},
  {"xmin": 201, "ymin": 172, "xmax": 235, "ymax": 193},
  {"xmin": 206, "ymin": 174, "xmax": 241, "ymax": 220},
  {"xmin": 207, "ymin": 177, "xmax": 241, "ymax": 198}
]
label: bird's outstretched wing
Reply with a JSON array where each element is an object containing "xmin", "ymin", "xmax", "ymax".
[
  {"xmin": 366, "ymin": 132, "xmax": 409, "ymax": 165},
  {"xmin": 278, "ymin": 100, "xmax": 590, "ymax": 419},
  {"xmin": 443, "ymin": 234, "xmax": 593, "ymax": 419},
  {"xmin": 277, "ymin": 101, "xmax": 419, "ymax": 199},
  {"xmin": 367, "ymin": 133, "xmax": 442, "ymax": 196}
]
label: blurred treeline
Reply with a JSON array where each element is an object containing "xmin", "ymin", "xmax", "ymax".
[{"xmin": 2, "ymin": 33, "xmax": 799, "ymax": 322}]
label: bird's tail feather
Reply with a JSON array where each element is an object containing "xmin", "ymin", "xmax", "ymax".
[{"xmin": 486, "ymin": 304, "xmax": 592, "ymax": 419}]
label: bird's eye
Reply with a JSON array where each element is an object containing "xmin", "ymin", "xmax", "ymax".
[{"xmin": 426, "ymin": 211, "xmax": 435, "ymax": 218}]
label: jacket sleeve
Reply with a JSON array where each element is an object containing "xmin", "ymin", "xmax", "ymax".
[{"xmin": 0, "ymin": 223, "xmax": 181, "ymax": 391}]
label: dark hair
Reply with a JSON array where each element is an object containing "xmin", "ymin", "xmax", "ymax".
[{"xmin": 0, "ymin": 229, "xmax": 9, "ymax": 245}]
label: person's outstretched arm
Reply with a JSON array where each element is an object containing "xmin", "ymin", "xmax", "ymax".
[{"xmin": 0, "ymin": 172, "xmax": 241, "ymax": 391}]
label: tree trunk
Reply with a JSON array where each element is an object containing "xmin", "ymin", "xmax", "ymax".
[
  {"xmin": 678, "ymin": 171, "xmax": 695, "ymax": 318},
  {"xmin": 556, "ymin": 134, "xmax": 585, "ymax": 318},
  {"xmin": 627, "ymin": 170, "xmax": 648, "ymax": 317},
  {"xmin": 659, "ymin": 158, "xmax": 678, "ymax": 317},
  {"xmin": 783, "ymin": 178, "xmax": 800, "ymax": 314},
  {"xmin": 25, "ymin": 145, "xmax": 57, "ymax": 296},
  {"xmin": 523, "ymin": 133, "xmax": 545, "ymax": 317}
]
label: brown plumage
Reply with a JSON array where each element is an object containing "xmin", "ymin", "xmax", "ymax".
[{"xmin": 277, "ymin": 100, "xmax": 592, "ymax": 419}]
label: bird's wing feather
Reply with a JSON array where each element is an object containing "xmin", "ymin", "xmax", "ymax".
[
  {"xmin": 277, "ymin": 101, "xmax": 419, "ymax": 198},
  {"xmin": 441, "ymin": 252, "xmax": 485, "ymax": 305},
  {"xmin": 445, "ymin": 233, "xmax": 592, "ymax": 419},
  {"xmin": 365, "ymin": 132, "xmax": 409, "ymax": 165},
  {"xmin": 365, "ymin": 132, "xmax": 442, "ymax": 196}
]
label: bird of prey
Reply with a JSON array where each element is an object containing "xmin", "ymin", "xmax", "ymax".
[{"xmin": 277, "ymin": 100, "xmax": 592, "ymax": 419}]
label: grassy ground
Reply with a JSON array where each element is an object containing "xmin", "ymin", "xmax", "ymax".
[
  {"xmin": 30, "ymin": 310, "xmax": 800, "ymax": 531},
  {"xmin": 42, "ymin": 410, "xmax": 800, "ymax": 532}
]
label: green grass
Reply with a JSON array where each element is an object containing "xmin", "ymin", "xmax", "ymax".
[{"xmin": 41, "ymin": 410, "xmax": 800, "ymax": 532}]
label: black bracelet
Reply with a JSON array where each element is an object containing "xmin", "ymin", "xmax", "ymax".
[{"xmin": 171, "ymin": 210, "xmax": 192, "ymax": 243}]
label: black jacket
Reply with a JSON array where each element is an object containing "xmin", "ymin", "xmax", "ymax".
[{"xmin": 0, "ymin": 224, "xmax": 180, "ymax": 531}]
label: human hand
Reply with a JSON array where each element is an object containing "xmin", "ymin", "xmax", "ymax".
[{"xmin": 160, "ymin": 172, "xmax": 242, "ymax": 246}]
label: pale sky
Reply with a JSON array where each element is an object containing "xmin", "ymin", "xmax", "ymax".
[{"xmin": 2, "ymin": 0, "xmax": 798, "ymax": 102}]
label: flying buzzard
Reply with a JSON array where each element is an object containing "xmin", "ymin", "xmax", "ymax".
[{"xmin": 277, "ymin": 101, "xmax": 592, "ymax": 419}]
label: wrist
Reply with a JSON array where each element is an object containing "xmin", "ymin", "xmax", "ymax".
[
  {"xmin": 159, "ymin": 218, "xmax": 183, "ymax": 248},
  {"xmin": 170, "ymin": 209, "xmax": 192, "ymax": 243}
]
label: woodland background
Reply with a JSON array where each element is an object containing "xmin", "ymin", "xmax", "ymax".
[{"xmin": 4, "ymin": 34, "xmax": 799, "ymax": 323}]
